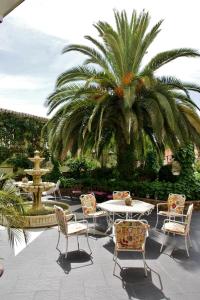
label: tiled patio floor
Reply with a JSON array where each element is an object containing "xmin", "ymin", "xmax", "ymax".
[{"xmin": 0, "ymin": 198, "xmax": 200, "ymax": 300}]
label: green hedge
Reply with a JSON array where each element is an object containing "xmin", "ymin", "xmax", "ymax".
[{"xmin": 59, "ymin": 176, "xmax": 200, "ymax": 200}]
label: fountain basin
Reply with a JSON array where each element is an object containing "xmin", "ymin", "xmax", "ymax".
[
  {"xmin": 20, "ymin": 181, "xmax": 55, "ymax": 193},
  {"xmin": 1, "ymin": 200, "xmax": 70, "ymax": 228},
  {"xmin": 23, "ymin": 200, "xmax": 70, "ymax": 228}
]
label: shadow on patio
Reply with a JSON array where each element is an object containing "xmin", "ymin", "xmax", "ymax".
[{"xmin": 56, "ymin": 250, "xmax": 93, "ymax": 274}]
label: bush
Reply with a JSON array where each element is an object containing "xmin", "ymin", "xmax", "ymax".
[
  {"xmin": 90, "ymin": 167, "xmax": 115, "ymax": 179},
  {"xmin": 44, "ymin": 158, "xmax": 61, "ymax": 182},
  {"xmin": 60, "ymin": 177, "xmax": 79, "ymax": 188},
  {"xmin": 66, "ymin": 157, "xmax": 95, "ymax": 178},
  {"xmin": 7, "ymin": 153, "xmax": 31, "ymax": 171}
]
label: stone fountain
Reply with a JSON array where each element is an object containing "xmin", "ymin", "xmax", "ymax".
[
  {"xmin": 22, "ymin": 150, "xmax": 55, "ymax": 210},
  {"xmin": 17, "ymin": 150, "xmax": 69, "ymax": 228}
]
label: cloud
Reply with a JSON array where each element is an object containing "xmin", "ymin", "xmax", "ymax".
[
  {"xmin": 0, "ymin": 0, "xmax": 200, "ymax": 117},
  {"xmin": 0, "ymin": 74, "xmax": 46, "ymax": 89},
  {"xmin": 0, "ymin": 19, "xmax": 84, "ymax": 116}
]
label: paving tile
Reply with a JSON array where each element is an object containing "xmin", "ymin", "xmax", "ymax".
[
  {"xmin": 0, "ymin": 292, "xmax": 35, "ymax": 300},
  {"xmin": 14, "ymin": 277, "xmax": 61, "ymax": 292},
  {"xmin": 33, "ymin": 290, "xmax": 60, "ymax": 300},
  {"xmin": 0, "ymin": 204, "xmax": 200, "ymax": 300}
]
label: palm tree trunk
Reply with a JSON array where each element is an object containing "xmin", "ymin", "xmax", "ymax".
[{"xmin": 116, "ymin": 137, "xmax": 135, "ymax": 179}]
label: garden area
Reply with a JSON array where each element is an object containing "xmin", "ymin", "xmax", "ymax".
[
  {"xmin": 1, "ymin": 6, "xmax": 200, "ymax": 300},
  {"xmin": 1, "ymin": 108, "xmax": 200, "ymax": 203}
]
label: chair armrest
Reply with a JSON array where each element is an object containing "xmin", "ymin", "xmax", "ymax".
[
  {"xmin": 76, "ymin": 219, "xmax": 88, "ymax": 224},
  {"xmin": 65, "ymin": 213, "xmax": 76, "ymax": 222}
]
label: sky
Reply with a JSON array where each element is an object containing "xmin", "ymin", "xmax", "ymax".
[{"xmin": 0, "ymin": 0, "xmax": 200, "ymax": 117}]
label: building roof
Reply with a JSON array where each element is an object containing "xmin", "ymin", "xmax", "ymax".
[
  {"xmin": 0, "ymin": 107, "xmax": 48, "ymax": 122},
  {"xmin": 0, "ymin": 0, "xmax": 24, "ymax": 19}
]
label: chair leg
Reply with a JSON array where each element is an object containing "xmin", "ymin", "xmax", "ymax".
[
  {"xmin": 56, "ymin": 230, "xmax": 60, "ymax": 250},
  {"xmin": 155, "ymin": 214, "xmax": 159, "ymax": 228},
  {"xmin": 160, "ymin": 231, "xmax": 166, "ymax": 253},
  {"xmin": 142, "ymin": 251, "xmax": 148, "ymax": 277},
  {"xmin": 65, "ymin": 237, "xmax": 68, "ymax": 258},
  {"xmin": 188, "ymin": 233, "xmax": 192, "ymax": 248},
  {"xmin": 86, "ymin": 231, "xmax": 92, "ymax": 255},
  {"xmin": 113, "ymin": 250, "xmax": 118, "ymax": 275},
  {"xmin": 113, "ymin": 248, "xmax": 117, "ymax": 261},
  {"xmin": 185, "ymin": 236, "xmax": 190, "ymax": 257},
  {"xmin": 76, "ymin": 235, "xmax": 80, "ymax": 250},
  {"xmin": 93, "ymin": 216, "xmax": 96, "ymax": 235}
]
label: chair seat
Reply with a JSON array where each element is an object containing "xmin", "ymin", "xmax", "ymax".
[
  {"xmin": 162, "ymin": 222, "xmax": 186, "ymax": 234},
  {"xmin": 87, "ymin": 210, "xmax": 107, "ymax": 217},
  {"xmin": 158, "ymin": 211, "xmax": 182, "ymax": 217},
  {"xmin": 68, "ymin": 222, "xmax": 87, "ymax": 235}
]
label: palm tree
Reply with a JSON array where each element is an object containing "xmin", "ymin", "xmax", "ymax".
[
  {"xmin": 44, "ymin": 10, "xmax": 200, "ymax": 179},
  {"xmin": 0, "ymin": 177, "xmax": 26, "ymax": 247}
]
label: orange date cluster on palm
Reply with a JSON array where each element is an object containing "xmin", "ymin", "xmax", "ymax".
[
  {"xmin": 122, "ymin": 72, "xmax": 134, "ymax": 85},
  {"xmin": 114, "ymin": 86, "xmax": 124, "ymax": 98}
]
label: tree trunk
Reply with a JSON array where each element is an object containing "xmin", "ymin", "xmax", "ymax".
[{"xmin": 116, "ymin": 137, "xmax": 135, "ymax": 180}]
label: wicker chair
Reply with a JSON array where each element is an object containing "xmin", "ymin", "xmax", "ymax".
[
  {"xmin": 80, "ymin": 193, "xmax": 107, "ymax": 234},
  {"xmin": 160, "ymin": 204, "xmax": 193, "ymax": 257},
  {"xmin": 155, "ymin": 193, "xmax": 186, "ymax": 228},
  {"xmin": 113, "ymin": 219, "xmax": 149, "ymax": 276},
  {"xmin": 54, "ymin": 205, "xmax": 92, "ymax": 258}
]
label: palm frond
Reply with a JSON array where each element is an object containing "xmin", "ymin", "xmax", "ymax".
[{"xmin": 144, "ymin": 48, "xmax": 200, "ymax": 73}]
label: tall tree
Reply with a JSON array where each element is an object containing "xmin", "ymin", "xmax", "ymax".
[{"xmin": 44, "ymin": 10, "xmax": 200, "ymax": 179}]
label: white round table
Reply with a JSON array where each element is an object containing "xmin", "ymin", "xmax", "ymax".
[
  {"xmin": 98, "ymin": 199, "xmax": 154, "ymax": 216},
  {"xmin": 97, "ymin": 199, "xmax": 155, "ymax": 233}
]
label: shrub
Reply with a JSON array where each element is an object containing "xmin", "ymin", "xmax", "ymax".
[
  {"xmin": 44, "ymin": 157, "xmax": 61, "ymax": 182},
  {"xmin": 7, "ymin": 153, "xmax": 31, "ymax": 171},
  {"xmin": 60, "ymin": 177, "xmax": 78, "ymax": 188},
  {"xmin": 90, "ymin": 167, "xmax": 115, "ymax": 179},
  {"xmin": 66, "ymin": 157, "xmax": 95, "ymax": 178}
]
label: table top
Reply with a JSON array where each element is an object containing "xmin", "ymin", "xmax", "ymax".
[{"xmin": 97, "ymin": 199, "xmax": 154, "ymax": 214}]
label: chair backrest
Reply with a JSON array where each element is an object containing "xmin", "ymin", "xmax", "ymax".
[
  {"xmin": 167, "ymin": 193, "xmax": 186, "ymax": 213},
  {"xmin": 185, "ymin": 204, "xmax": 193, "ymax": 234},
  {"xmin": 113, "ymin": 191, "xmax": 130, "ymax": 200},
  {"xmin": 54, "ymin": 205, "xmax": 68, "ymax": 236},
  {"xmin": 114, "ymin": 220, "xmax": 148, "ymax": 250},
  {"xmin": 80, "ymin": 193, "xmax": 96, "ymax": 216}
]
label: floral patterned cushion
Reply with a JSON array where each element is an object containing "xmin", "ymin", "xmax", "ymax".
[
  {"xmin": 168, "ymin": 194, "xmax": 186, "ymax": 214},
  {"xmin": 115, "ymin": 221, "xmax": 148, "ymax": 250},
  {"xmin": 113, "ymin": 191, "xmax": 130, "ymax": 200},
  {"xmin": 80, "ymin": 193, "xmax": 96, "ymax": 215},
  {"xmin": 159, "ymin": 211, "xmax": 183, "ymax": 216},
  {"xmin": 162, "ymin": 222, "xmax": 186, "ymax": 234}
]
